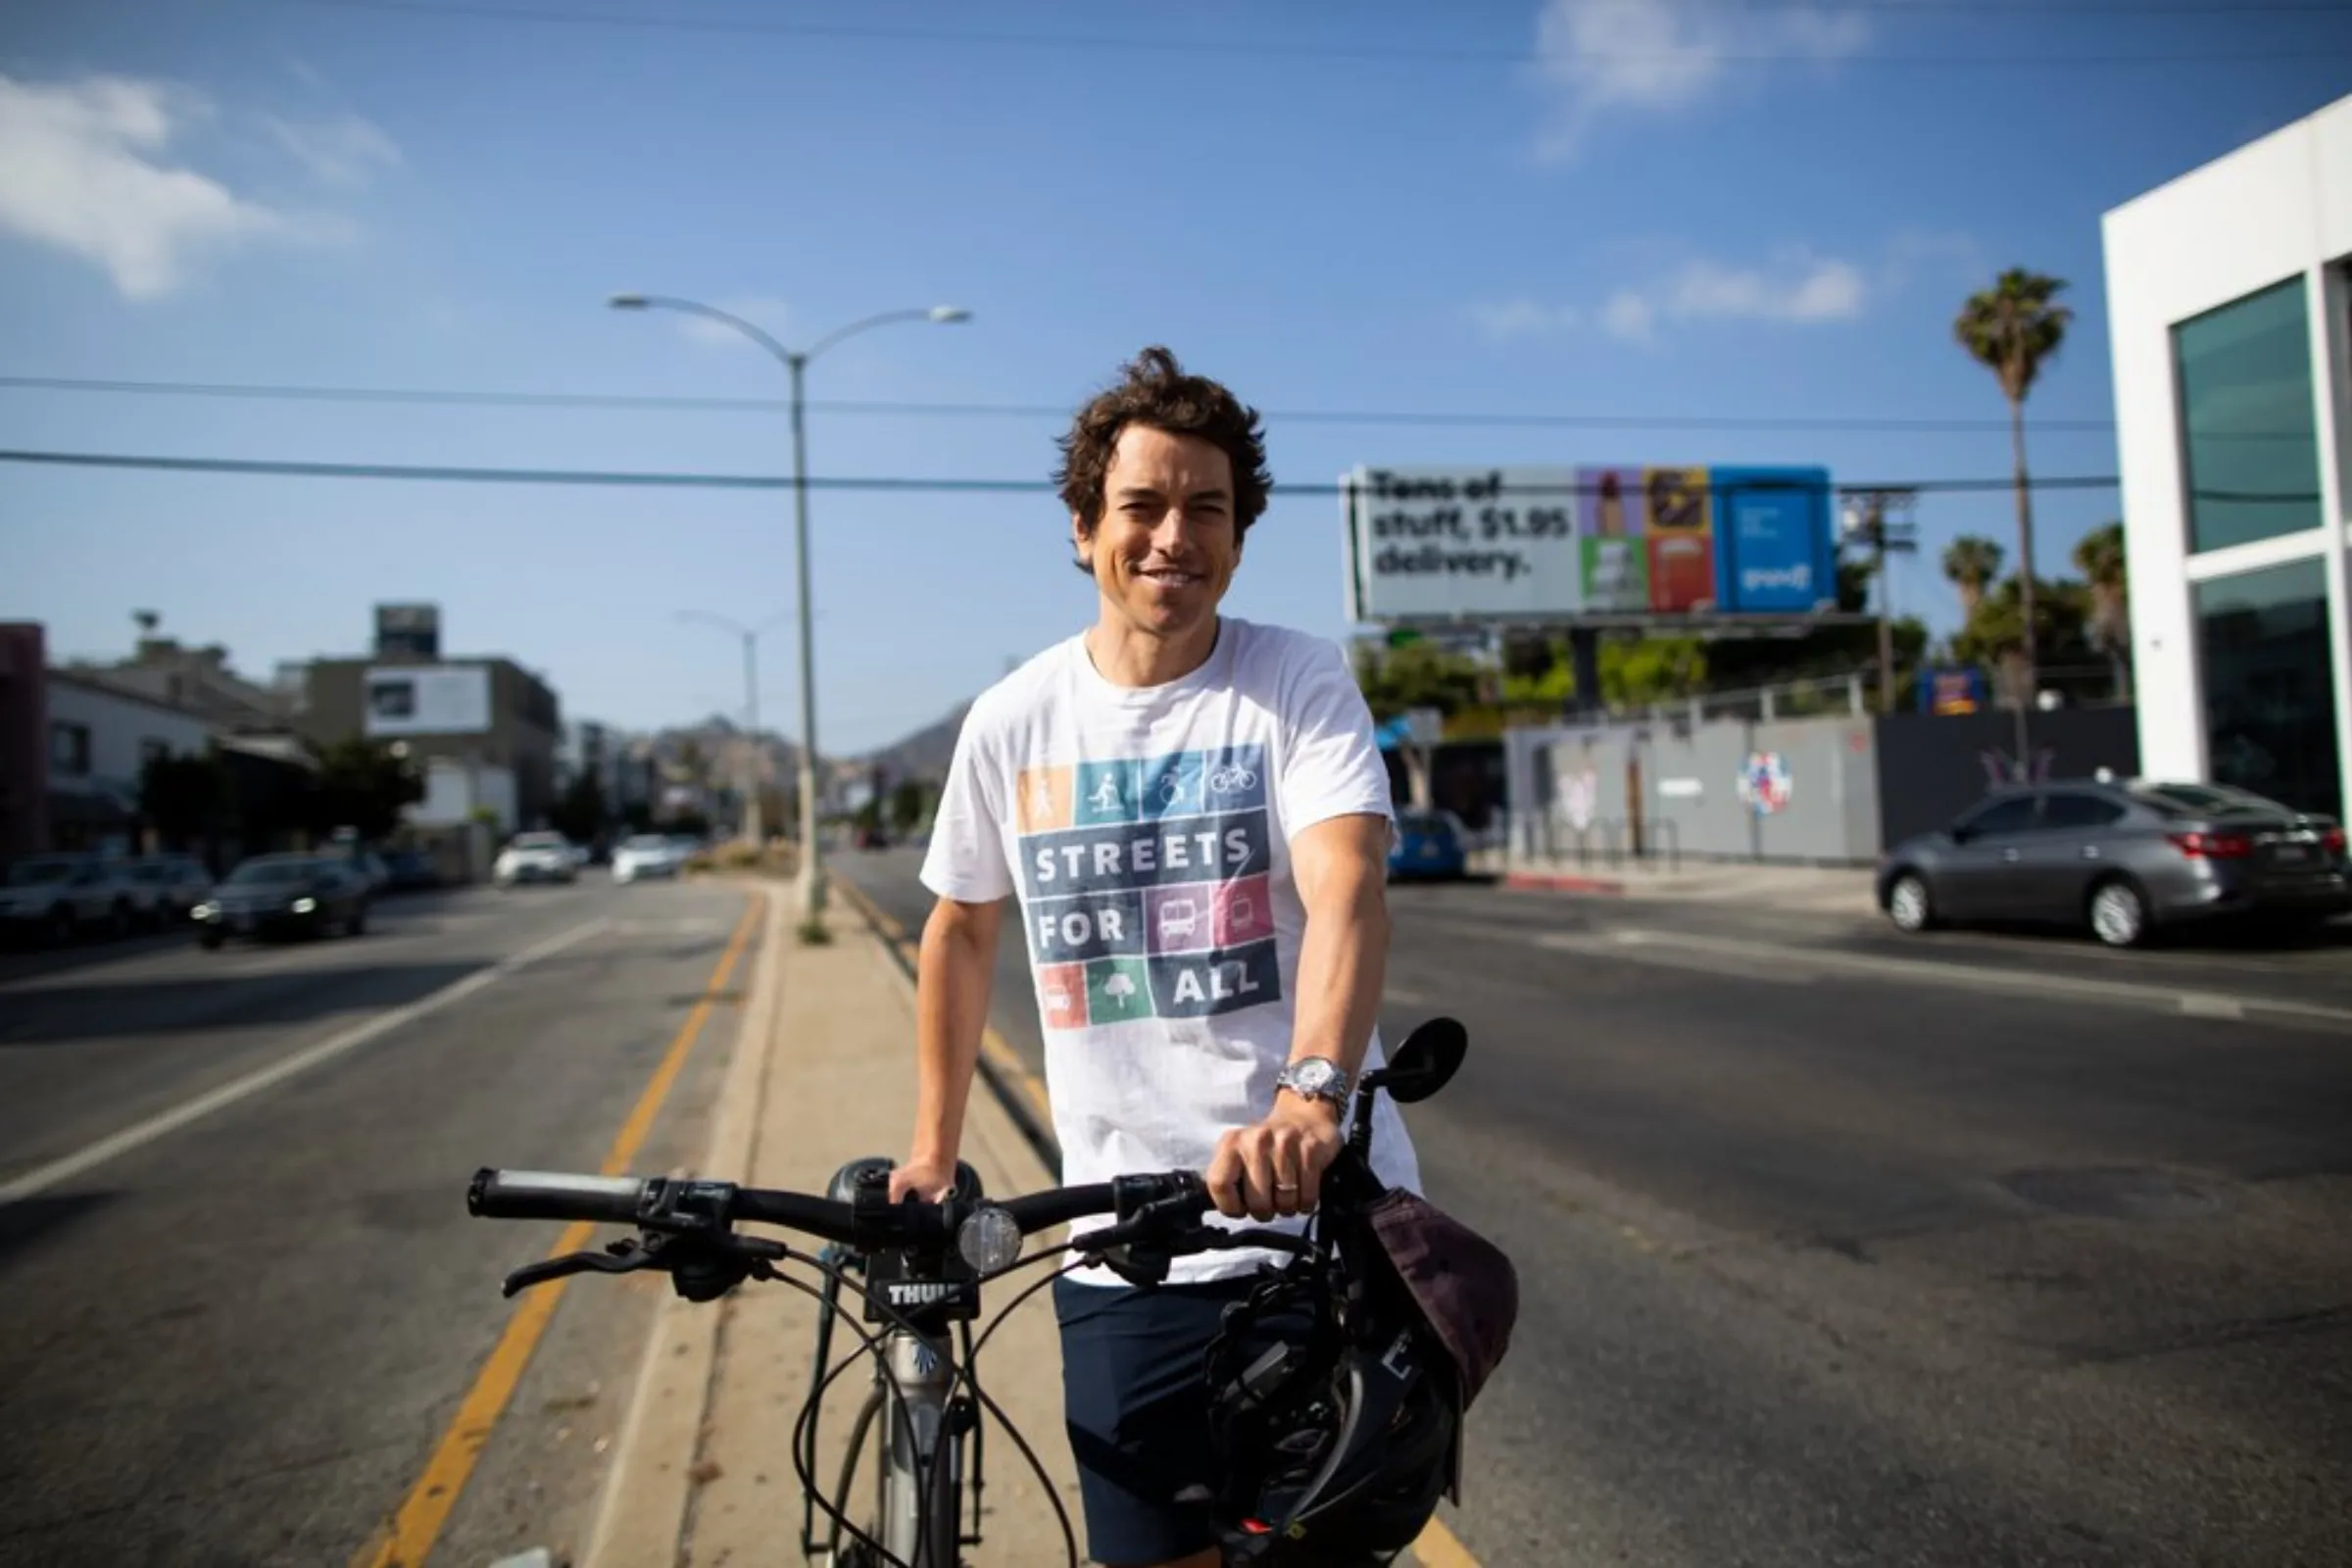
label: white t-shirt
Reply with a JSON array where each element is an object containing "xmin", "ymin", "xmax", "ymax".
[{"xmin": 919, "ymin": 617, "xmax": 1423, "ymax": 1285}]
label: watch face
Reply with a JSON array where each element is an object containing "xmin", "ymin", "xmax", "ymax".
[{"xmin": 1288, "ymin": 1059, "xmax": 1342, "ymax": 1095}]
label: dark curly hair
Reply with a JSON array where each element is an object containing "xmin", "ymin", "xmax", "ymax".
[{"xmin": 1054, "ymin": 346, "xmax": 1273, "ymax": 573}]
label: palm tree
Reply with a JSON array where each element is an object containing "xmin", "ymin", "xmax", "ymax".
[
  {"xmin": 1942, "ymin": 534, "xmax": 2005, "ymax": 621},
  {"xmin": 1955, "ymin": 270, "xmax": 2073, "ymax": 710},
  {"xmin": 2073, "ymin": 519, "xmax": 2130, "ymax": 699}
]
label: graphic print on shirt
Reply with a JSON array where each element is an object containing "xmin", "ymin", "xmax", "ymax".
[{"xmin": 1017, "ymin": 743, "xmax": 1279, "ymax": 1030}]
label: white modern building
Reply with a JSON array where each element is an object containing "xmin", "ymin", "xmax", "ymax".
[
  {"xmin": 44, "ymin": 671, "xmax": 219, "ymax": 854},
  {"xmin": 2103, "ymin": 92, "xmax": 2352, "ymax": 819}
]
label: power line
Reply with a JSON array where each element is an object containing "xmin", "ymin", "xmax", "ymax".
[
  {"xmin": 268, "ymin": 0, "xmax": 2340, "ymax": 64},
  {"xmin": 0, "ymin": 445, "xmax": 2131, "ymax": 496},
  {"xmin": 0, "ymin": 374, "xmax": 2121, "ymax": 435}
]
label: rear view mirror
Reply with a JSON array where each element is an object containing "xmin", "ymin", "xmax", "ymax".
[{"xmin": 1370, "ymin": 1016, "xmax": 1468, "ymax": 1104}]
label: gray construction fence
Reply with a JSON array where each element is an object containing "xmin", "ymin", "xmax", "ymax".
[{"xmin": 1505, "ymin": 703, "xmax": 2141, "ymax": 868}]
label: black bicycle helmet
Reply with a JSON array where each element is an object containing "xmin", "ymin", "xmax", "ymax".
[{"xmin": 1187, "ymin": 1155, "xmax": 1497, "ymax": 1561}]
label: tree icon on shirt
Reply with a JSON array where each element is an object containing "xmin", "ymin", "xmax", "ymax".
[{"xmin": 1088, "ymin": 959, "xmax": 1152, "ymax": 1022}]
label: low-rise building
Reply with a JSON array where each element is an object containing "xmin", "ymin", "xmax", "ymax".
[{"xmin": 2103, "ymin": 92, "xmax": 2351, "ymax": 818}]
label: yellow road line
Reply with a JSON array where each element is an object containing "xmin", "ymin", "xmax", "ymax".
[
  {"xmin": 1415, "ymin": 1516, "xmax": 1482, "ymax": 1567},
  {"xmin": 352, "ymin": 893, "xmax": 764, "ymax": 1568}
]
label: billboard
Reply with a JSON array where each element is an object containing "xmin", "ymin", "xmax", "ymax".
[
  {"xmin": 373, "ymin": 602, "xmax": 442, "ymax": 661},
  {"xmin": 1709, "ymin": 466, "xmax": 1838, "ymax": 614},
  {"xmin": 1345, "ymin": 464, "xmax": 1835, "ymax": 621},
  {"xmin": 364, "ymin": 664, "xmax": 492, "ymax": 738},
  {"xmin": 1344, "ymin": 466, "xmax": 1583, "ymax": 620}
]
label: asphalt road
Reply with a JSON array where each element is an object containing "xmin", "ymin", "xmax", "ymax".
[
  {"xmin": 840, "ymin": 849, "xmax": 2352, "ymax": 1568},
  {"xmin": 0, "ymin": 877, "xmax": 758, "ymax": 1568}
]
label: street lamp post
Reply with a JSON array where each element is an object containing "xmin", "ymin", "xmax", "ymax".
[
  {"xmin": 611, "ymin": 295, "xmax": 969, "ymax": 920},
  {"xmin": 1840, "ymin": 490, "xmax": 1920, "ymax": 715},
  {"xmin": 677, "ymin": 610, "xmax": 794, "ymax": 846}
]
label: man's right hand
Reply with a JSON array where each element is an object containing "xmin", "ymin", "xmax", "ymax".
[{"xmin": 887, "ymin": 1156, "xmax": 959, "ymax": 1204}]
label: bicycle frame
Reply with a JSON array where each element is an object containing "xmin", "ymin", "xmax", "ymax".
[{"xmin": 800, "ymin": 1162, "xmax": 987, "ymax": 1568}]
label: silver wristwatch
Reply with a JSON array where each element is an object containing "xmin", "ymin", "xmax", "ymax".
[{"xmin": 1275, "ymin": 1056, "xmax": 1352, "ymax": 1106}]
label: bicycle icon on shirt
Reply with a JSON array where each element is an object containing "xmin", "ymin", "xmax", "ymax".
[{"xmin": 1204, "ymin": 763, "xmax": 1257, "ymax": 796}]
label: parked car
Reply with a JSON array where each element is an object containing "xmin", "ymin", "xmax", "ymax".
[
  {"xmin": 193, "ymin": 855, "xmax": 369, "ymax": 947},
  {"xmin": 1877, "ymin": 778, "xmax": 2350, "ymax": 948},
  {"xmin": 494, "ymin": 831, "xmax": 579, "ymax": 887},
  {"xmin": 127, "ymin": 854, "xmax": 214, "ymax": 926},
  {"xmin": 1388, "ymin": 809, "xmax": 1469, "ymax": 881},
  {"xmin": 0, "ymin": 854, "xmax": 139, "ymax": 945},
  {"xmin": 611, "ymin": 833, "xmax": 687, "ymax": 885},
  {"xmin": 380, "ymin": 849, "xmax": 442, "ymax": 893}
]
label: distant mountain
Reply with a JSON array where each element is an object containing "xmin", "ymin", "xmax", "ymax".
[{"xmin": 860, "ymin": 701, "xmax": 972, "ymax": 784}]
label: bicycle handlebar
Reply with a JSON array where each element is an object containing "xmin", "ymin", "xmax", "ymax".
[{"xmin": 467, "ymin": 1165, "xmax": 1214, "ymax": 1260}]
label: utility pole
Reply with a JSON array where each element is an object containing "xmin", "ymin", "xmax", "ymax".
[{"xmin": 1839, "ymin": 489, "xmax": 1919, "ymax": 714}]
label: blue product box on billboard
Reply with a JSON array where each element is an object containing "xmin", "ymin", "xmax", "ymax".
[{"xmin": 1708, "ymin": 466, "xmax": 1836, "ymax": 613}]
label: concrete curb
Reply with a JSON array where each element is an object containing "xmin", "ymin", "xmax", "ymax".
[
  {"xmin": 1502, "ymin": 869, "xmax": 1629, "ymax": 897},
  {"xmin": 577, "ymin": 890, "xmax": 788, "ymax": 1568}
]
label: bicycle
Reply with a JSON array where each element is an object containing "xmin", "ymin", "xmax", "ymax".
[{"xmin": 469, "ymin": 1017, "xmax": 1474, "ymax": 1567}]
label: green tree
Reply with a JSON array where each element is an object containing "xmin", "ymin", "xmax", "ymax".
[
  {"xmin": 1599, "ymin": 637, "xmax": 1709, "ymax": 706},
  {"xmin": 549, "ymin": 770, "xmax": 608, "ymax": 845},
  {"xmin": 1956, "ymin": 269, "xmax": 2074, "ymax": 710},
  {"xmin": 1941, "ymin": 534, "xmax": 2006, "ymax": 620},
  {"xmin": 139, "ymin": 747, "xmax": 232, "ymax": 850},
  {"xmin": 1349, "ymin": 641, "xmax": 1487, "ymax": 720},
  {"xmin": 2073, "ymin": 520, "xmax": 2131, "ymax": 698},
  {"xmin": 887, "ymin": 779, "xmax": 928, "ymax": 837},
  {"xmin": 1949, "ymin": 574, "xmax": 2094, "ymax": 708},
  {"xmin": 309, "ymin": 738, "xmax": 425, "ymax": 843}
]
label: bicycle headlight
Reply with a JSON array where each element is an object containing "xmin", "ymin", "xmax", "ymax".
[{"xmin": 956, "ymin": 1204, "xmax": 1023, "ymax": 1274}]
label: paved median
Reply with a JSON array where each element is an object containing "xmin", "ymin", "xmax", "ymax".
[{"xmin": 582, "ymin": 895, "xmax": 1084, "ymax": 1567}]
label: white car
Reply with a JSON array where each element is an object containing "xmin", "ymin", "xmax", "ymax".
[
  {"xmin": 494, "ymin": 831, "xmax": 579, "ymax": 887},
  {"xmin": 611, "ymin": 834, "xmax": 686, "ymax": 885}
]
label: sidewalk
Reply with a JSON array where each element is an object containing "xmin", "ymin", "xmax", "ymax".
[
  {"xmin": 579, "ymin": 898, "xmax": 1083, "ymax": 1568},
  {"xmin": 1500, "ymin": 856, "xmax": 1881, "ymax": 915}
]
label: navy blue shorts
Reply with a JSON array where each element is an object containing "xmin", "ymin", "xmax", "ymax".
[{"xmin": 1053, "ymin": 1273, "xmax": 1305, "ymax": 1566}]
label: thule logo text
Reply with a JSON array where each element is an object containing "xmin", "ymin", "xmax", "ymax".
[{"xmin": 887, "ymin": 1282, "xmax": 963, "ymax": 1305}]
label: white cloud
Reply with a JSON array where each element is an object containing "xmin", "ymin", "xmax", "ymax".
[
  {"xmin": 1472, "ymin": 297, "xmax": 1582, "ymax": 339},
  {"xmin": 1533, "ymin": 0, "xmax": 1872, "ymax": 158},
  {"xmin": 0, "ymin": 72, "xmax": 383, "ymax": 300},
  {"xmin": 264, "ymin": 111, "xmax": 401, "ymax": 185},
  {"xmin": 1476, "ymin": 251, "xmax": 1866, "ymax": 348},
  {"xmin": 1598, "ymin": 252, "xmax": 1868, "ymax": 341},
  {"xmin": 1599, "ymin": 290, "xmax": 1657, "ymax": 342}
]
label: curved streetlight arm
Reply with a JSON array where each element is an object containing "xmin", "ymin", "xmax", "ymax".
[
  {"xmin": 801, "ymin": 307, "xmax": 960, "ymax": 366},
  {"xmin": 612, "ymin": 295, "xmax": 796, "ymax": 368}
]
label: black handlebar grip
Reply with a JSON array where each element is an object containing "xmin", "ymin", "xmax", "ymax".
[{"xmin": 469, "ymin": 1167, "xmax": 650, "ymax": 1223}]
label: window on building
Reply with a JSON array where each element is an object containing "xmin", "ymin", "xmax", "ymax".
[
  {"xmin": 49, "ymin": 722, "xmax": 91, "ymax": 776},
  {"xmin": 2193, "ymin": 558, "xmax": 2341, "ymax": 817},
  {"xmin": 140, "ymin": 738, "xmax": 171, "ymax": 768},
  {"xmin": 2173, "ymin": 275, "xmax": 2324, "ymax": 553}
]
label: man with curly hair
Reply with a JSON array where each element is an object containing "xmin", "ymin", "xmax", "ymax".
[{"xmin": 890, "ymin": 345, "xmax": 1421, "ymax": 1566}]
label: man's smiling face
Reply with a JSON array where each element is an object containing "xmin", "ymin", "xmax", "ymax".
[{"xmin": 1075, "ymin": 423, "xmax": 1241, "ymax": 648}]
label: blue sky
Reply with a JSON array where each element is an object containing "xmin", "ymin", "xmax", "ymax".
[{"xmin": 4, "ymin": 0, "xmax": 2348, "ymax": 753}]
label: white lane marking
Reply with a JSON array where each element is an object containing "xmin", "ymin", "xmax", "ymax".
[
  {"xmin": 1534, "ymin": 927, "xmax": 2352, "ymax": 1029},
  {"xmin": 1542, "ymin": 930, "xmax": 1819, "ymax": 987},
  {"xmin": 1384, "ymin": 985, "xmax": 1429, "ymax": 1005},
  {"xmin": 0, "ymin": 919, "xmax": 609, "ymax": 1203}
]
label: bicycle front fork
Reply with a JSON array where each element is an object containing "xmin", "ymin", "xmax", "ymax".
[{"xmin": 876, "ymin": 1329, "xmax": 969, "ymax": 1567}]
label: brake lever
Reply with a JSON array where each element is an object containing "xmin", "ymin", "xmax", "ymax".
[
  {"xmin": 501, "ymin": 1231, "xmax": 789, "ymax": 1300},
  {"xmin": 503, "ymin": 1237, "xmax": 653, "ymax": 1298}
]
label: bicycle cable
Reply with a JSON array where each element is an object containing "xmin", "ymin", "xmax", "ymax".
[{"xmin": 769, "ymin": 1243, "xmax": 1084, "ymax": 1568}]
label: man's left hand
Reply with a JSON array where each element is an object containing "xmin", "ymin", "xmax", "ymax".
[{"xmin": 1207, "ymin": 1100, "xmax": 1344, "ymax": 1220}]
